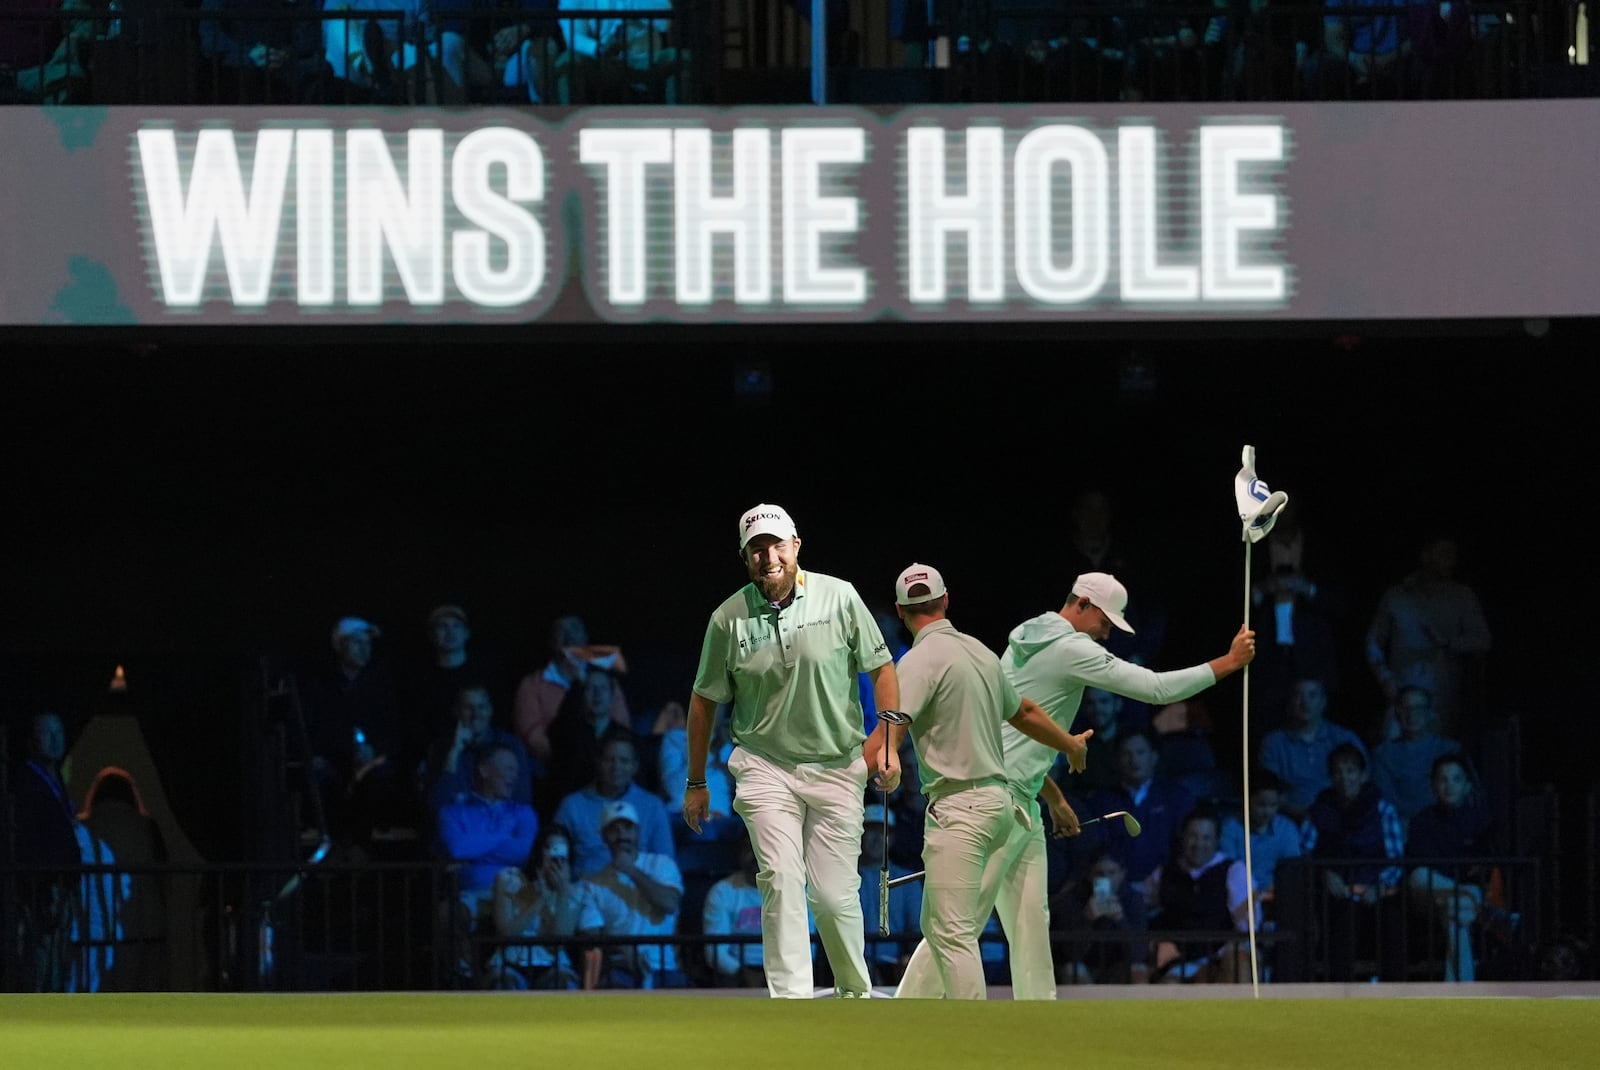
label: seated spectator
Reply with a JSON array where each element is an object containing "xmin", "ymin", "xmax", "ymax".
[
  {"xmin": 1301, "ymin": 0, "xmax": 1406, "ymax": 98},
  {"xmin": 1371, "ymin": 685, "xmax": 1463, "ymax": 830},
  {"xmin": 1054, "ymin": 848, "xmax": 1150, "ymax": 984},
  {"xmin": 1258, "ymin": 677, "xmax": 1367, "ymax": 824},
  {"xmin": 432, "ymin": 0, "xmax": 564, "ymax": 103},
  {"xmin": 702, "ymin": 830, "xmax": 764, "ymax": 988},
  {"xmin": 419, "ymin": 684, "xmax": 537, "ymax": 814},
  {"xmin": 578, "ymin": 799, "xmax": 686, "ymax": 989},
  {"xmin": 553, "ymin": 0, "xmax": 683, "ymax": 103},
  {"xmin": 198, "ymin": 0, "xmax": 333, "ymax": 103},
  {"xmin": 552, "ymin": 729, "xmax": 675, "ymax": 878},
  {"xmin": 1305, "ymin": 743, "xmax": 1406, "ymax": 982},
  {"xmin": 0, "ymin": 0, "xmax": 93, "ymax": 104},
  {"xmin": 1405, "ymin": 753, "xmax": 1496, "ymax": 982},
  {"xmin": 1218, "ymin": 768, "xmax": 1302, "ymax": 921},
  {"xmin": 435, "ymin": 742, "xmax": 540, "ymax": 977},
  {"xmin": 1150, "ymin": 806, "xmax": 1255, "ymax": 983},
  {"xmin": 1087, "ymin": 728, "xmax": 1197, "ymax": 903},
  {"xmin": 321, "ymin": 0, "xmax": 432, "ymax": 100},
  {"xmin": 514, "ymin": 614, "xmax": 630, "ymax": 767},
  {"xmin": 483, "ymin": 823, "xmax": 591, "ymax": 989}
]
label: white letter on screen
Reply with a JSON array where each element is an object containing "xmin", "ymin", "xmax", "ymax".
[
  {"xmin": 1013, "ymin": 125, "xmax": 1109, "ymax": 306},
  {"xmin": 578, "ymin": 127, "xmax": 674, "ymax": 307},
  {"xmin": 1200, "ymin": 124, "xmax": 1285, "ymax": 302},
  {"xmin": 295, "ymin": 129, "xmax": 335, "ymax": 307},
  {"xmin": 906, "ymin": 126, "xmax": 1005, "ymax": 304},
  {"xmin": 781, "ymin": 127, "xmax": 866, "ymax": 306},
  {"xmin": 674, "ymin": 128, "xmax": 772, "ymax": 306},
  {"xmin": 347, "ymin": 129, "xmax": 446, "ymax": 307},
  {"xmin": 137, "ymin": 128, "xmax": 293, "ymax": 307},
  {"xmin": 1118, "ymin": 126, "xmax": 1199, "ymax": 302},
  {"xmin": 452, "ymin": 127, "xmax": 546, "ymax": 308}
]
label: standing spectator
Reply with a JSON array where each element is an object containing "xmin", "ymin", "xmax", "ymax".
[
  {"xmin": 513, "ymin": 614, "xmax": 630, "ymax": 766},
  {"xmin": 1366, "ymin": 534, "xmax": 1492, "ymax": 739},
  {"xmin": 301, "ymin": 616, "xmax": 410, "ymax": 845},
  {"xmin": 9, "ymin": 712, "xmax": 80, "ymax": 991}
]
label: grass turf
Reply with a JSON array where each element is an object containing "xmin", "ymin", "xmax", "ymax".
[{"xmin": 3, "ymin": 993, "xmax": 1597, "ymax": 1068}]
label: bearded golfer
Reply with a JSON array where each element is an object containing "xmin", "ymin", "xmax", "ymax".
[
  {"xmin": 886, "ymin": 564, "xmax": 1093, "ymax": 1000},
  {"xmin": 897, "ymin": 571, "xmax": 1256, "ymax": 1000},
  {"xmin": 683, "ymin": 503, "xmax": 901, "ymax": 999}
]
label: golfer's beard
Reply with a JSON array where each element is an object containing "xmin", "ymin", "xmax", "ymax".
[{"xmin": 753, "ymin": 564, "xmax": 797, "ymax": 603}]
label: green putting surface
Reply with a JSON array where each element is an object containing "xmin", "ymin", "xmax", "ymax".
[{"xmin": 3, "ymin": 993, "xmax": 1597, "ymax": 1068}]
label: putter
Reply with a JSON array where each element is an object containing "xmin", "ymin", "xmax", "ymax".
[
  {"xmin": 875, "ymin": 709, "xmax": 912, "ymax": 935},
  {"xmin": 886, "ymin": 809, "xmax": 1142, "ymax": 889}
]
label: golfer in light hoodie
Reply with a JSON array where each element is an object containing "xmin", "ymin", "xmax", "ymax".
[{"xmin": 896, "ymin": 572, "xmax": 1256, "ymax": 1000}]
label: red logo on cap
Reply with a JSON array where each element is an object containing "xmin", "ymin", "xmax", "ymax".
[{"xmin": 905, "ymin": 572, "xmax": 928, "ymax": 582}]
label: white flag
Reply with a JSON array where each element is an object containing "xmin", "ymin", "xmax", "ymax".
[{"xmin": 1235, "ymin": 445, "xmax": 1288, "ymax": 544}]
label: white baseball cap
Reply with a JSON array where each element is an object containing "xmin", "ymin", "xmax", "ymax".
[
  {"xmin": 1070, "ymin": 572, "xmax": 1135, "ymax": 634},
  {"xmin": 895, "ymin": 563, "xmax": 947, "ymax": 606},
  {"xmin": 600, "ymin": 799, "xmax": 640, "ymax": 829},
  {"xmin": 738, "ymin": 503, "xmax": 797, "ymax": 549}
]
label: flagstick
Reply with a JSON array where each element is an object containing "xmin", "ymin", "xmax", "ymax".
[{"xmin": 1242, "ymin": 535, "xmax": 1260, "ymax": 999}]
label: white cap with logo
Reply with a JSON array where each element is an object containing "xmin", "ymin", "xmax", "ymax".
[
  {"xmin": 895, "ymin": 563, "xmax": 947, "ymax": 606},
  {"xmin": 738, "ymin": 503, "xmax": 798, "ymax": 549},
  {"xmin": 1070, "ymin": 572, "xmax": 1135, "ymax": 633},
  {"xmin": 600, "ymin": 799, "xmax": 640, "ymax": 829}
]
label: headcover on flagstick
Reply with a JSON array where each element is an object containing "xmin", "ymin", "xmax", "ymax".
[{"xmin": 1235, "ymin": 445, "xmax": 1289, "ymax": 544}]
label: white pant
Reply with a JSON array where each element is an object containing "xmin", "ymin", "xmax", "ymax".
[
  {"xmin": 899, "ymin": 792, "xmax": 1053, "ymax": 999},
  {"xmin": 896, "ymin": 784, "xmax": 1012, "ymax": 1000},
  {"xmin": 729, "ymin": 746, "xmax": 871, "ymax": 998}
]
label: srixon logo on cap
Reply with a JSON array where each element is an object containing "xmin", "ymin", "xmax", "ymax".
[
  {"xmin": 744, "ymin": 512, "xmax": 781, "ymax": 529},
  {"xmin": 904, "ymin": 572, "xmax": 929, "ymax": 583}
]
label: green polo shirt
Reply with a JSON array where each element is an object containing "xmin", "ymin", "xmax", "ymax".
[
  {"xmin": 896, "ymin": 618, "xmax": 1015, "ymax": 801},
  {"xmin": 693, "ymin": 570, "xmax": 892, "ymax": 766}
]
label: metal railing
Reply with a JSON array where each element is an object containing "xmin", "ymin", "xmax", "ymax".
[
  {"xmin": 2, "ymin": 1, "xmax": 1592, "ymax": 105},
  {"xmin": 1, "ymin": 852, "xmax": 1545, "ymax": 993}
]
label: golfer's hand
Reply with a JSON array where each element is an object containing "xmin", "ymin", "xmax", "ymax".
[
  {"xmin": 1064, "ymin": 728, "xmax": 1093, "ymax": 774},
  {"xmin": 1231, "ymin": 625, "xmax": 1257, "ymax": 668},
  {"xmin": 682, "ymin": 785, "xmax": 710, "ymax": 834},
  {"xmin": 1049, "ymin": 799, "xmax": 1082, "ymax": 839},
  {"xmin": 870, "ymin": 742, "xmax": 901, "ymax": 794}
]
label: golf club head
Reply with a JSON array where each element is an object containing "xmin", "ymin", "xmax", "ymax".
[
  {"xmin": 1081, "ymin": 811, "xmax": 1143, "ymax": 837},
  {"xmin": 878, "ymin": 709, "xmax": 913, "ymax": 726}
]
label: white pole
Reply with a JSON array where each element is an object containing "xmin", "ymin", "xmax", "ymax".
[
  {"xmin": 1242, "ymin": 536, "xmax": 1260, "ymax": 998},
  {"xmin": 811, "ymin": 0, "xmax": 828, "ymax": 105}
]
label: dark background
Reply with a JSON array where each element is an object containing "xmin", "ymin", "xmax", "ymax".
[{"xmin": 2, "ymin": 319, "xmax": 1595, "ymax": 876}]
